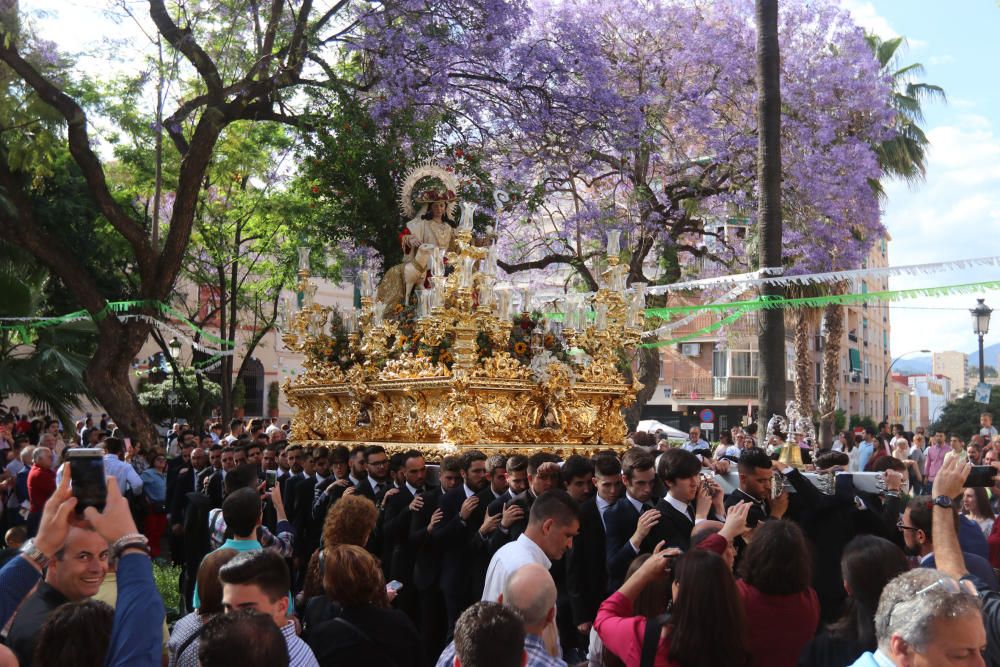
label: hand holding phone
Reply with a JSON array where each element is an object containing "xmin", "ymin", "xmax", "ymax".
[
  {"xmin": 265, "ymin": 470, "xmax": 277, "ymax": 490},
  {"xmin": 964, "ymin": 465, "xmax": 997, "ymax": 488},
  {"xmin": 67, "ymin": 448, "xmax": 107, "ymax": 515}
]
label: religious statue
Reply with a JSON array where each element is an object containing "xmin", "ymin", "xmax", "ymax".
[{"xmin": 376, "ymin": 163, "xmax": 460, "ymax": 308}]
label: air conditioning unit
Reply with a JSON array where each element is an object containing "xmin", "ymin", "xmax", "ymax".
[{"xmin": 680, "ymin": 343, "xmax": 701, "ymax": 357}]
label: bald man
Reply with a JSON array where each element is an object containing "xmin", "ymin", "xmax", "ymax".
[{"xmin": 437, "ymin": 563, "xmax": 565, "ymax": 667}]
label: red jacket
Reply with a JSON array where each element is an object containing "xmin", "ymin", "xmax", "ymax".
[
  {"xmin": 26, "ymin": 465, "xmax": 56, "ymax": 513},
  {"xmin": 738, "ymin": 580, "xmax": 820, "ymax": 667}
]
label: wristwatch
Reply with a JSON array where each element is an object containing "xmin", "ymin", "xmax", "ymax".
[
  {"xmin": 20, "ymin": 539, "xmax": 51, "ymax": 569},
  {"xmin": 933, "ymin": 495, "xmax": 953, "ymax": 509},
  {"xmin": 110, "ymin": 533, "xmax": 151, "ymax": 560}
]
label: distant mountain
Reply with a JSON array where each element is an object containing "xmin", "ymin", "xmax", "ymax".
[{"xmin": 891, "ymin": 342, "xmax": 1000, "ymax": 377}]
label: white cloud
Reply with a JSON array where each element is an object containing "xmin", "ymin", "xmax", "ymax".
[
  {"xmin": 885, "ymin": 115, "xmax": 1000, "ymax": 356},
  {"xmin": 928, "ymin": 54, "xmax": 956, "ymax": 66},
  {"xmin": 840, "ymin": 0, "xmax": 899, "ymax": 38}
]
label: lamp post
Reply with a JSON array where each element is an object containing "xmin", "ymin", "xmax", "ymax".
[
  {"xmin": 168, "ymin": 337, "xmax": 182, "ymax": 430},
  {"xmin": 971, "ymin": 298, "xmax": 993, "ymax": 385},
  {"xmin": 883, "ymin": 348, "xmax": 931, "ymax": 424}
]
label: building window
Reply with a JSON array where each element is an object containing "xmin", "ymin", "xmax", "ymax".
[
  {"xmin": 731, "ymin": 351, "xmax": 757, "ymax": 377},
  {"xmin": 712, "ymin": 350, "xmax": 728, "ymax": 378},
  {"xmin": 863, "ymin": 318, "xmax": 869, "ymax": 345}
]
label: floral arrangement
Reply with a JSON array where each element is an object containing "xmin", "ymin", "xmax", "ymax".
[
  {"xmin": 303, "ymin": 308, "xmax": 357, "ymax": 371},
  {"xmin": 477, "ymin": 312, "xmax": 569, "ymax": 366},
  {"xmin": 387, "ymin": 301, "xmax": 455, "ymax": 369}
]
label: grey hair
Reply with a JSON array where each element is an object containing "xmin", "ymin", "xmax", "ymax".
[
  {"xmin": 32, "ymin": 446, "xmax": 52, "ymax": 464},
  {"xmin": 875, "ymin": 568, "xmax": 980, "ymax": 652}
]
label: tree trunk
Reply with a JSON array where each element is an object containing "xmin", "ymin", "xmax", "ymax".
[
  {"xmin": 623, "ymin": 347, "xmax": 660, "ymax": 430},
  {"xmin": 794, "ymin": 311, "xmax": 813, "ymax": 417},
  {"xmin": 87, "ymin": 320, "xmax": 162, "ymax": 449},
  {"xmin": 818, "ymin": 302, "xmax": 844, "ymax": 449},
  {"xmin": 755, "ymin": 0, "xmax": 786, "ymax": 418}
]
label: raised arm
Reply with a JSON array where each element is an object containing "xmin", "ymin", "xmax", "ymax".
[{"xmin": 931, "ymin": 457, "xmax": 972, "ymax": 580}]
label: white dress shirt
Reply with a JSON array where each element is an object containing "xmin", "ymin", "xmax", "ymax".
[{"xmin": 482, "ymin": 533, "xmax": 551, "ymax": 602}]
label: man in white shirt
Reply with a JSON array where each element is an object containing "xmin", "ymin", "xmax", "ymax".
[
  {"xmin": 482, "ymin": 489, "xmax": 580, "ymax": 603},
  {"xmin": 681, "ymin": 426, "xmax": 710, "ymax": 453}
]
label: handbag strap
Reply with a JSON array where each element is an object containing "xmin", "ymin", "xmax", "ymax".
[{"xmin": 640, "ymin": 613, "xmax": 671, "ymax": 667}]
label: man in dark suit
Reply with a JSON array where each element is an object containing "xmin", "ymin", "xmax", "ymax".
[
  {"xmin": 555, "ymin": 455, "xmax": 596, "ymax": 662},
  {"xmin": 278, "ymin": 444, "xmax": 306, "ymax": 510},
  {"xmin": 604, "ymin": 448, "xmax": 660, "ymax": 590},
  {"xmin": 567, "ymin": 453, "xmax": 622, "ymax": 637},
  {"xmin": 292, "ymin": 447, "xmax": 330, "ymax": 560},
  {"xmin": 311, "ymin": 444, "xmax": 368, "ymax": 527},
  {"xmin": 487, "ymin": 453, "xmax": 561, "ymax": 554},
  {"xmin": 380, "ymin": 450, "xmax": 429, "ymax": 618},
  {"xmin": 649, "ymin": 448, "xmax": 726, "ymax": 552},
  {"xmin": 168, "ymin": 446, "xmax": 207, "ymax": 566},
  {"xmin": 434, "ymin": 450, "xmax": 493, "ymax": 631},
  {"xmin": 485, "ymin": 455, "xmax": 529, "ymax": 515},
  {"xmin": 724, "ymin": 447, "xmax": 789, "ymax": 527},
  {"xmin": 409, "ymin": 455, "xmax": 463, "ymax": 663},
  {"xmin": 205, "ymin": 446, "xmax": 236, "ymax": 509}
]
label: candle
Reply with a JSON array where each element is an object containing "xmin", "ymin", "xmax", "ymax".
[
  {"xmin": 606, "ymin": 229, "xmax": 621, "ymax": 257},
  {"xmin": 459, "ymin": 201, "xmax": 478, "ymax": 232},
  {"xmin": 460, "ymin": 257, "xmax": 475, "ymax": 289},
  {"xmin": 484, "ymin": 245, "xmax": 498, "ymax": 277},
  {"xmin": 478, "ymin": 279, "xmax": 494, "ymax": 308},
  {"xmin": 596, "ymin": 303, "xmax": 608, "ymax": 331},
  {"xmin": 431, "ymin": 248, "xmax": 446, "ymax": 278},
  {"xmin": 359, "ymin": 270, "xmax": 373, "ymax": 298},
  {"xmin": 520, "ymin": 288, "xmax": 533, "ymax": 314},
  {"xmin": 495, "ymin": 288, "xmax": 511, "ymax": 319},
  {"xmin": 297, "ymin": 246, "xmax": 311, "ymax": 272},
  {"xmin": 373, "ymin": 301, "xmax": 385, "ymax": 326}
]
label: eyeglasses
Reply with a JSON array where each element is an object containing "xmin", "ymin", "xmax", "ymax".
[{"xmin": 896, "ymin": 520, "xmax": 920, "ymax": 532}]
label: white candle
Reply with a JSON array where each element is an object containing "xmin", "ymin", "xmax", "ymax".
[{"xmin": 606, "ymin": 230, "xmax": 621, "ymax": 257}]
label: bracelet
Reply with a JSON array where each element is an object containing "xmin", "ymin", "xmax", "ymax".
[{"xmin": 111, "ymin": 533, "xmax": 150, "ymax": 559}]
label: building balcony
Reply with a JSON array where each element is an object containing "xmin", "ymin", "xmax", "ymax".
[{"xmin": 671, "ymin": 376, "xmax": 759, "ymax": 401}]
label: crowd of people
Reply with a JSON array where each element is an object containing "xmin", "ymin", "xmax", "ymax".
[{"xmin": 2, "ymin": 408, "xmax": 1000, "ymax": 666}]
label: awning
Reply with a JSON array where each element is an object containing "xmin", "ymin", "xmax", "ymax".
[{"xmin": 849, "ymin": 348, "xmax": 862, "ymax": 372}]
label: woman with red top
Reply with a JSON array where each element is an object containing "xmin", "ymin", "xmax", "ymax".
[
  {"xmin": 737, "ymin": 519, "xmax": 820, "ymax": 667},
  {"xmin": 596, "ymin": 503, "xmax": 752, "ymax": 667}
]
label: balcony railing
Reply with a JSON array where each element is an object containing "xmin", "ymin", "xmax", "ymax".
[{"xmin": 671, "ymin": 376, "xmax": 759, "ymax": 400}]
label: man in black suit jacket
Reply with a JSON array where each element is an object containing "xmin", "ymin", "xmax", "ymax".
[
  {"xmin": 379, "ymin": 450, "xmax": 428, "ymax": 617},
  {"xmin": 724, "ymin": 447, "xmax": 790, "ymax": 527},
  {"xmin": 485, "ymin": 455, "xmax": 530, "ymax": 515},
  {"xmin": 649, "ymin": 449, "xmax": 727, "ymax": 552},
  {"xmin": 604, "ymin": 448, "xmax": 660, "ymax": 590},
  {"xmin": 567, "ymin": 453, "xmax": 622, "ymax": 634},
  {"xmin": 409, "ymin": 455, "xmax": 463, "ymax": 663},
  {"xmin": 435, "ymin": 450, "xmax": 495, "ymax": 631},
  {"xmin": 487, "ymin": 453, "xmax": 561, "ymax": 555},
  {"xmin": 311, "ymin": 444, "xmax": 370, "ymax": 523}
]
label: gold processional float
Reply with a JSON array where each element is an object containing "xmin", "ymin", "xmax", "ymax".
[{"xmin": 281, "ymin": 164, "xmax": 645, "ymax": 458}]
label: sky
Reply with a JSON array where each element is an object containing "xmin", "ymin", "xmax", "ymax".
[
  {"xmin": 843, "ymin": 0, "xmax": 1000, "ymax": 363},
  {"xmin": 23, "ymin": 0, "xmax": 1000, "ymax": 364}
]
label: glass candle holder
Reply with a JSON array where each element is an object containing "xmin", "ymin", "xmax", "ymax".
[
  {"xmin": 606, "ymin": 229, "xmax": 621, "ymax": 257},
  {"xmin": 459, "ymin": 202, "xmax": 478, "ymax": 232},
  {"xmin": 297, "ymin": 246, "xmax": 311, "ymax": 273}
]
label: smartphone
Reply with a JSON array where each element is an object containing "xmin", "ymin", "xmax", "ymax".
[
  {"xmin": 265, "ymin": 470, "xmax": 277, "ymax": 490},
  {"xmin": 123, "ymin": 437, "xmax": 132, "ymax": 452},
  {"xmin": 68, "ymin": 448, "xmax": 106, "ymax": 514},
  {"xmin": 965, "ymin": 465, "xmax": 997, "ymax": 488},
  {"xmin": 387, "ymin": 580, "xmax": 404, "ymax": 593}
]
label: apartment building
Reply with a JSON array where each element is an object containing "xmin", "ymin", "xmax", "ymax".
[
  {"xmin": 642, "ymin": 235, "xmax": 892, "ymax": 433},
  {"xmin": 932, "ymin": 350, "xmax": 968, "ymax": 397},
  {"xmin": 908, "ymin": 374, "xmax": 952, "ymax": 429}
]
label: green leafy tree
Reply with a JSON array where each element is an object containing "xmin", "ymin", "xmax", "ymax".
[
  {"xmin": 932, "ymin": 388, "xmax": 1000, "ymax": 442},
  {"xmin": 137, "ymin": 367, "xmax": 221, "ymax": 424}
]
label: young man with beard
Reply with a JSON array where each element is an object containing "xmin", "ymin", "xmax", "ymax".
[
  {"xmin": 436, "ymin": 450, "xmax": 491, "ymax": 631},
  {"xmin": 898, "ymin": 495, "xmax": 998, "ymax": 588},
  {"xmin": 380, "ymin": 450, "xmax": 429, "ymax": 619},
  {"xmin": 488, "ymin": 454, "xmax": 561, "ymax": 553}
]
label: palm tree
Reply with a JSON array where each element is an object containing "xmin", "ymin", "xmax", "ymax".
[
  {"xmin": 755, "ymin": 0, "xmax": 787, "ymax": 418},
  {"xmin": 812, "ymin": 35, "xmax": 943, "ymax": 447},
  {"xmin": 868, "ymin": 34, "xmax": 946, "ymax": 189},
  {"xmin": 0, "ymin": 243, "xmax": 94, "ymax": 425}
]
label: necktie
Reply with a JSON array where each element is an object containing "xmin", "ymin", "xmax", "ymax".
[
  {"xmin": 641, "ymin": 503, "xmax": 654, "ymax": 514},
  {"xmin": 686, "ymin": 504, "xmax": 696, "ymax": 523}
]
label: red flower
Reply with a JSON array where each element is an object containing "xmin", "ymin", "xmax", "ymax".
[
  {"xmin": 311, "ymin": 185, "xmax": 319, "ymax": 194},
  {"xmin": 455, "ymin": 149, "xmax": 464, "ymax": 158}
]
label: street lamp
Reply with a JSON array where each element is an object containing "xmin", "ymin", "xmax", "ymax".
[
  {"xmin": 167, "ymin": 337, "xmax": 182, "ymax": 437},
  {"xmin": 971, "ymin": 298, "xmax": 992, "ymax": 385},
  {"xmin": 883, "ymin": 348, "xmax": 931, "ymax": 424}
]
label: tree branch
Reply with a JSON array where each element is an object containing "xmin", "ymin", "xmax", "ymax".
[{"xmin": 148, "ymin": 0, "xmax": 224, "ymax": 95}]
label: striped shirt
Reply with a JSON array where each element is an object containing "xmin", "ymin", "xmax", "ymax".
[
  {"xmin": 436, "ymin": 633, "xmax": 566, "ymax": 667},
  {"xmin": 281, "ymin": 621, "xmax": 320, "ymax": 667}
]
